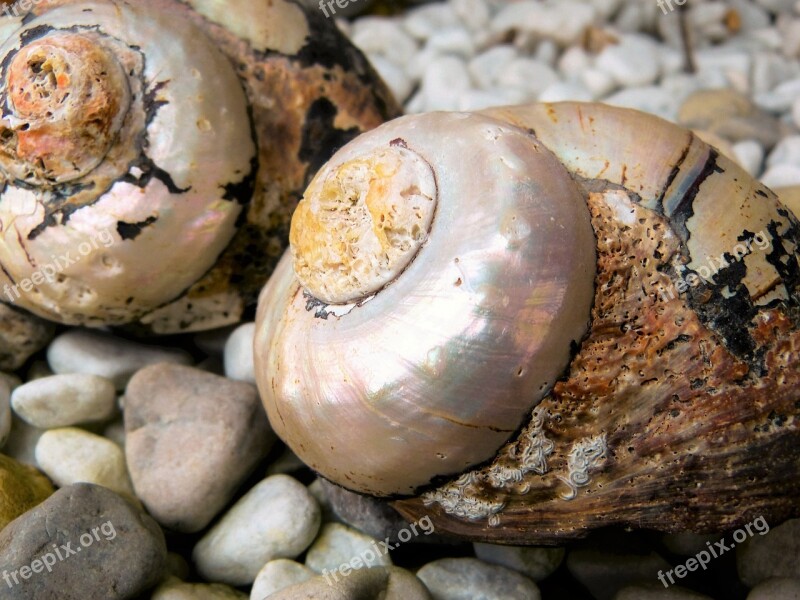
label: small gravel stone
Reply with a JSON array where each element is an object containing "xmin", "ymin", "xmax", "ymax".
[
  {"xmin": 761, "ymin": 164, "xmax": 800, "ymax": 188},
  {"xmin": 35, "ymin": 427, "xmax": 135, "ymax": 499},
  {"xmin": 452, "ymin": 0, "xmax": 490, "ymax": 32},
  {"xmin": 733, "ymin": 140, "xmax": 766, "ymax": 177},
  {"xmin": 538, "ymin": 80, "xmax": 593, "ymax": 102},
  {"xmin": 581, "ymin": 67, "xmax": 618, "ymax": 97},
  {"xmin": 250, "ymin": 559, "xmax": 315, "ymax": 599},
  {"xmin": 193, "ymin": 474, "xmax": 321, "ymax": 586},
  {"xmin": 737, "ymin": 518, "xmax": 800, "ymax": 587},
  {"xmin": 369, "ymin": 55, "xmax": 414, "ymax": 104},
  {"xmin": 152, "ymin": 576, "xmax": 248, "ymax": 599},
  {"xmin": 491, "ymin": 0, "xmax": 596, "ymax": 46},
  {"xmin": 468, "ymin": 45, "xmax": 518, "ymax": 89},
  {"xmin": 47, "ymin": 329, "xmax": 192, "ymax": 389},
  {"xmin": 747, "ymin": 577, "xmax": 800, "ymax": 599},
  {"xmin": 0, "ymin": 453, "xmax": 53, "ymax": 529},
  {"xmin": 603, "ymin": 86, "xmax": 679, "ymax": 121},
  {"xmin": 613, "ymin": 584, "xmax": 713, "ymax": 599},
  {"xmin": 125, "ymin": 363, "xmax": 273, "ymax": 533},
  {"xmin": 417, "ymin": 557, "xmax": 541, "ymax": 600},
  {"xmin": 0, "ymin": 483, "xmax": 166, "ymax": 599},
  {"xmin": 267, "ymin": 567, "xmax": 431, "ymax": 600},
  {"xmin": 596, "ymin": 34, "xmax": 661, "ymax": 87},
  {"xmin": 473, "ymin": 543, "xmax": 565, "ymax": 582},
  {"xmin": 767, "ymin": 135, "xmax": 800, "ymax": 168},
  {"xmin": 497, "ymin": 58, "xmax": 559, "ymax": 98},
  {"xmin": 427, "ymin": 26, "xmax": 475, "ymax": 57},
  {"xmin": 306, "ymin": 523, "xmax": 393, "ymax": 574},
  {"xmin": 404, "ymin": 3, "xmax": 458, "ymax": 40},
  {"xmin": 420, "ymin": 55, "xmax": 471, "ymax": 111},
  {"xmin": 351, "ymin": 17, "xmax": 418, "ymax": 66},
  {"xmin": 222, "ymin": 323, "xmax": 256, "ymax": 383},
  {"xmin": 567, "ymin": 550, "xmax": 672, "ymax": 600},
  {"xmin": 11, "ymin": 374, "xmax": 116, "ymax": 429}
]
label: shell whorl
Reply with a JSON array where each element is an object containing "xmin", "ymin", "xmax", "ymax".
[{"xmin": 256, "ymin": 111, "xmax": 597, "ymax": 497}]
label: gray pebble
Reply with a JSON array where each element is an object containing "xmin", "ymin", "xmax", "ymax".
[
  {"xmin": 567, "ymin": 549, "xmax": 672, "ymax": 600},
  {"xmin": 747, "ymin": 577, "xmax": 800, "ymax": 599},
  {"xmin": 0, "ymin": 303, "xmax": 54, "ymax": 372},
  {"xmin": 125, "ymin": 363, "xmax": 274, "ymax": 533},
  {"xmin": 0, "ymin": 483, "xmax": 166, "ymax": 599},
  {"xmin": 417, "ymin": 557, "xmax": 540, "ymax": 600},
  {"xmin": 152, "ymin": 576, "xmax": 248, "ymax": 599},
  {"xmin": 266, "ymin": 566, "xmax": 431, "ymax": 600},
  {"xmin": 11, "ymin": 374, "xmax": 116, "ymax": 428},
  {"xmin": 737, "ymin": 518, "xmax": 800, "ymax": 587},
  {"xmin": 47, "ymin": 329, "xmax": 191, "ymax": 389},
  {"xmin": 193, "ymin": 474, "xmax": 321, "ymax": 586},
  {"xmin": 305, "ymin": 523, "xmax": 393, "ymax": 574}
]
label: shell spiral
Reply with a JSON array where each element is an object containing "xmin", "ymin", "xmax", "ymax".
[{"xmin": 256, "ymin": 103, "xmax": 800, "ymax": 543}]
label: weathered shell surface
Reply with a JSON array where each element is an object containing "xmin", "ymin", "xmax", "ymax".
[
  {"xmin": 256, "ymin": 102, "xmax": 800, "ymax": 543},
  {"xmin": 0, "ymin": 0, "xmax": 400, "ymax": 332}
]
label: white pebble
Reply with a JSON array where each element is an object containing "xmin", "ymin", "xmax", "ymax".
[
  {"xmin": 581, "ymin": 67, "xmax": 618, "ymax": 98},
  {"xmin": 557, "ymin": 46, "xmax": 591, "ymax": 79},
  {"xmin": 596, "ymin": 34, "xmax": 661, "ymax": 87},
  {"xmin": 305, "ymin": 523, "xmax": 393, "ymax": 574},
  {"xmin": 452, "ymin": 0, "xmax": 491, "ymax": 31},
  {"xmin": 757, "ymin": 77, "xmax": 800, "ymax": 112},
  {"xmin": 369, "ymin": 56, "xmax": 413, "ymax": 104},
  {"xmin": 420, "ymin": 55, "xmax": 471, "ymax": 111},
  {"xmin": 474, "ymin": 543, "xmax": 565, "ymax": 582},
  {"xmin": 497, "ymin": 58, "xmax": 559, "ymax": 98},
  {"xmin": 761, "ymin": 164, "xmax": 800, "ymax": 188},
  {"xmin": 733, "ymin": 140, "xmax": 766, "ymax": 177},
  {"xmin": 603, "ymin": 86, "xmax": 681, "ymax": 121},
  {"xmin": 404, "ymin": 3, "xmax": 459, "ymax": 41},
  {"xmin": 194, "ymin": 475, "xmax": 321, "ymax": 586},
  {"xmin": 491, "ymin": 0, "xmax": 597, "ymax": 47},
  {"xmin": 456, "ymin": 88, "xmax": 528, "ymax": 111},
  {"xmin": 538, "ymin": 81, "xmax": 593, "ymax": 102},
  {"xmin": 11, "ymin": 374, "xmax": 116, "ymax": 429},
  {"xmin": 47, "ymin": 329, "xmax": 191, "ymax": 389},
  {"xmin": 223, "ymin": 323, "xmax": 256, "ymax": 384},
  {"xmin": 35, "ymin": 427, "xmax": 134, "ymax": 497},
  {"xmin": 250, "ymin": 560, "xmax": 315, "ymax": 600},
  {"xmin": 426, "ymin": 26, "xmax": 476, "ymax": 57},
  {"xmin": 468, "ymin": 45, "xmax": 518, "ymax": 89},
  {"xmin": 768, "ymin": 135, "xmax": 800, "ymax": 169},
  {"xmin": 351, "ymin": 18, "xmax": 418, "ymax": 67}
]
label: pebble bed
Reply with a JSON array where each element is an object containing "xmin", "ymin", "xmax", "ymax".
[{"xmin": 1, "ymin": 1, "xmax": 800, "ymax": 600}]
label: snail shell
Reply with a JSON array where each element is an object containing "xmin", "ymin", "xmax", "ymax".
[
  {"xmin": 0, "ymin": 0, "xmax": 399, "ymax": 332},
  {"xmin": 255, "ymin": 102, "xmax": 800, "ymax": 543}
]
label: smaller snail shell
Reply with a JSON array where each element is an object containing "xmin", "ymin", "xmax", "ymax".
[
  {"xmin": 255, "ymin": 112, "xmax": 596, "ymax": 497},
  {"xmin": 0, "ymin": 0, "xmax": 255, "ymax": 326}
]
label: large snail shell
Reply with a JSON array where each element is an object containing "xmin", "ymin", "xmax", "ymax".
[
  {"xmin": 0, "ymin": 0, "xmax": 399, "ymax": 332},
  {"xmin": 255, "ymin": 102, "xmax": 800, "ymax": 543},
  {"xmin": 256, "ymin": 112, "xmax": 596, "ymax": 496}
]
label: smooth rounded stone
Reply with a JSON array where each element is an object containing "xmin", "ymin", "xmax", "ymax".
[
  {"xmin": 596, "ymin": 34, "xmax": 661, "ymax": 87},
  {"xmin": 604, "ymin": 86, "xmax": 680, "ymax": 120},
  {"xmin": 468, "ymin": 45, "xmax": 518, "ymax": 89},
  {"xmin": 0, "ymin": 377, "xmax": 11, "ymax": 448},
  {"xmin": 125, "ymin": 363, "xmax": 273, "ymax": 533},
  {"xmin": 793, "ymin": 98, "xmax": 800, "ymax": 130},
  {"xmin": 729, "ymin": 0, "xmax": 771, "ymax": 31},
  {"xmin": 47, "ymin": 329, "xmax": 192, "ymax": 389},
  {"xmin": 404, "ymin": 2, "xmax": 459, "ymax": 40},
  {"xmin": 0, "ymin": 483, "xmax": 166, "ymax": 599},
  {"xmin": 406, "ymin": 45, "xmax": 442, "ymax": 81},
  {"xmin": 747, "ymin": 577, "xmax": 800, "ymax": 599},
  {"xmin": 351, "ymin": 17, "xmax": 418, "ymax": 66},
  {"xmin": 581, "ymin": 67, "xmax": 618, "ymax": 98},
  {"xmin": 369, "ymin": 55, "xmax": 414, "ymax": 104},
  {"xmin": 250, "ymin": 559, "xmax": 315, "ymax": 599},
  {"xmin": 491, "ymin": 0, "xmax": 597, "ymax": 46},
  {"xmin": 473, "ymin": 543, "xmax": 565, "ymax": 582},
  {"xmin": 0, "ymin": 303, "xmax": 54, "ymax": 372},
  {"xmin": 678, "ymin": 89, "xmax": 783, "ymax": 148},
  {"xmin": 761, "ymin": 164, "xmax": 800, "ymax": 188},
  {"xmin": 193, "ymin": 474, "xmax": 321, "ymax": 586},
  {"xmin": 752, "ymin": 52, "xmax": 800, "ymax": 95},
  {"xmin": 733, "ymin": 140, "xmax": 766, "ymax": 176},
  {"xmin": 318, "ymin": 478, "xmax": 412, "ymax": 542},
  {"xmin": 558, "ymin": 46, "xmax": 591, "ymax": 78},
  {"xmin": 103, "ymin": 419, "xmax": 126, "ymax": 448},
  {"xmin": 613, "ymin": 583, "xmax": 713, "ymax": 599},
  {"xmin": 755, "ymin": 78, "xmax": 800, "ymax": 112},
  {"xmin": 308, "ymin": 479, "xmax": 341, "ymax": 524},
  {"xmin": 267, "ymin": 566, "xmax": 432, "ymax": 600},
  {"xmin": 417, "ymin": 557, "xmax": 540, "ymax": 600},
  {"xmin": 455, "ymin": 87, "xmax": 529, "ymax": 111},
  {"xmin": 11, "ymin": 374, "xmax": 116, "ymax": 429},
  {"xmin": 567, "ymin": 550, "xmax": 672, "ymax": 600},
  {"xmin": 737, "ymin": 518, "xmax": 800, "ymax": 587},
  {"xmin": 452, "ymin": 0, "xmax": 490, "ymax": 31},
  {"xmin": 427, "ymin": 26, "xmax": 475, "ymax": 57},
  {"xmin": 497, "ymin": 58, "xmax": 559, "ymax": 98},
  {"xmin": 3, "ymin": 416, "xmax": 45, "ymax": 466},
  {"xmin": 165, "ymin": 552, "xmax": 191, "ymax": 580},
  {"xmin": 35, "ymin": 427, "xmax": 135, "ymax": 498},
  {"xmin": 538, "ymin": 80, "xmax": 593, "ymax": 103},
  {"xmin": 152, "ymin": 576, "xmax": 247, "ymax": 600},
  {"xmin": 306, "ymin": 523, "xmax": 393, "ymax": 574},
  {"xmin": 767, "ymin": 135, "xmax": 800, "ymax": 168},
  {"xmin": 420, "ymin": 55, "xmax": 471, "ymax": 111},
  {"xmin": 0, "ymin": 453, "xmax": 53, "ymax": 529},
  {"xmin": 614, "ymin": 0, "xmax": 658, "ymax": 33}
]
